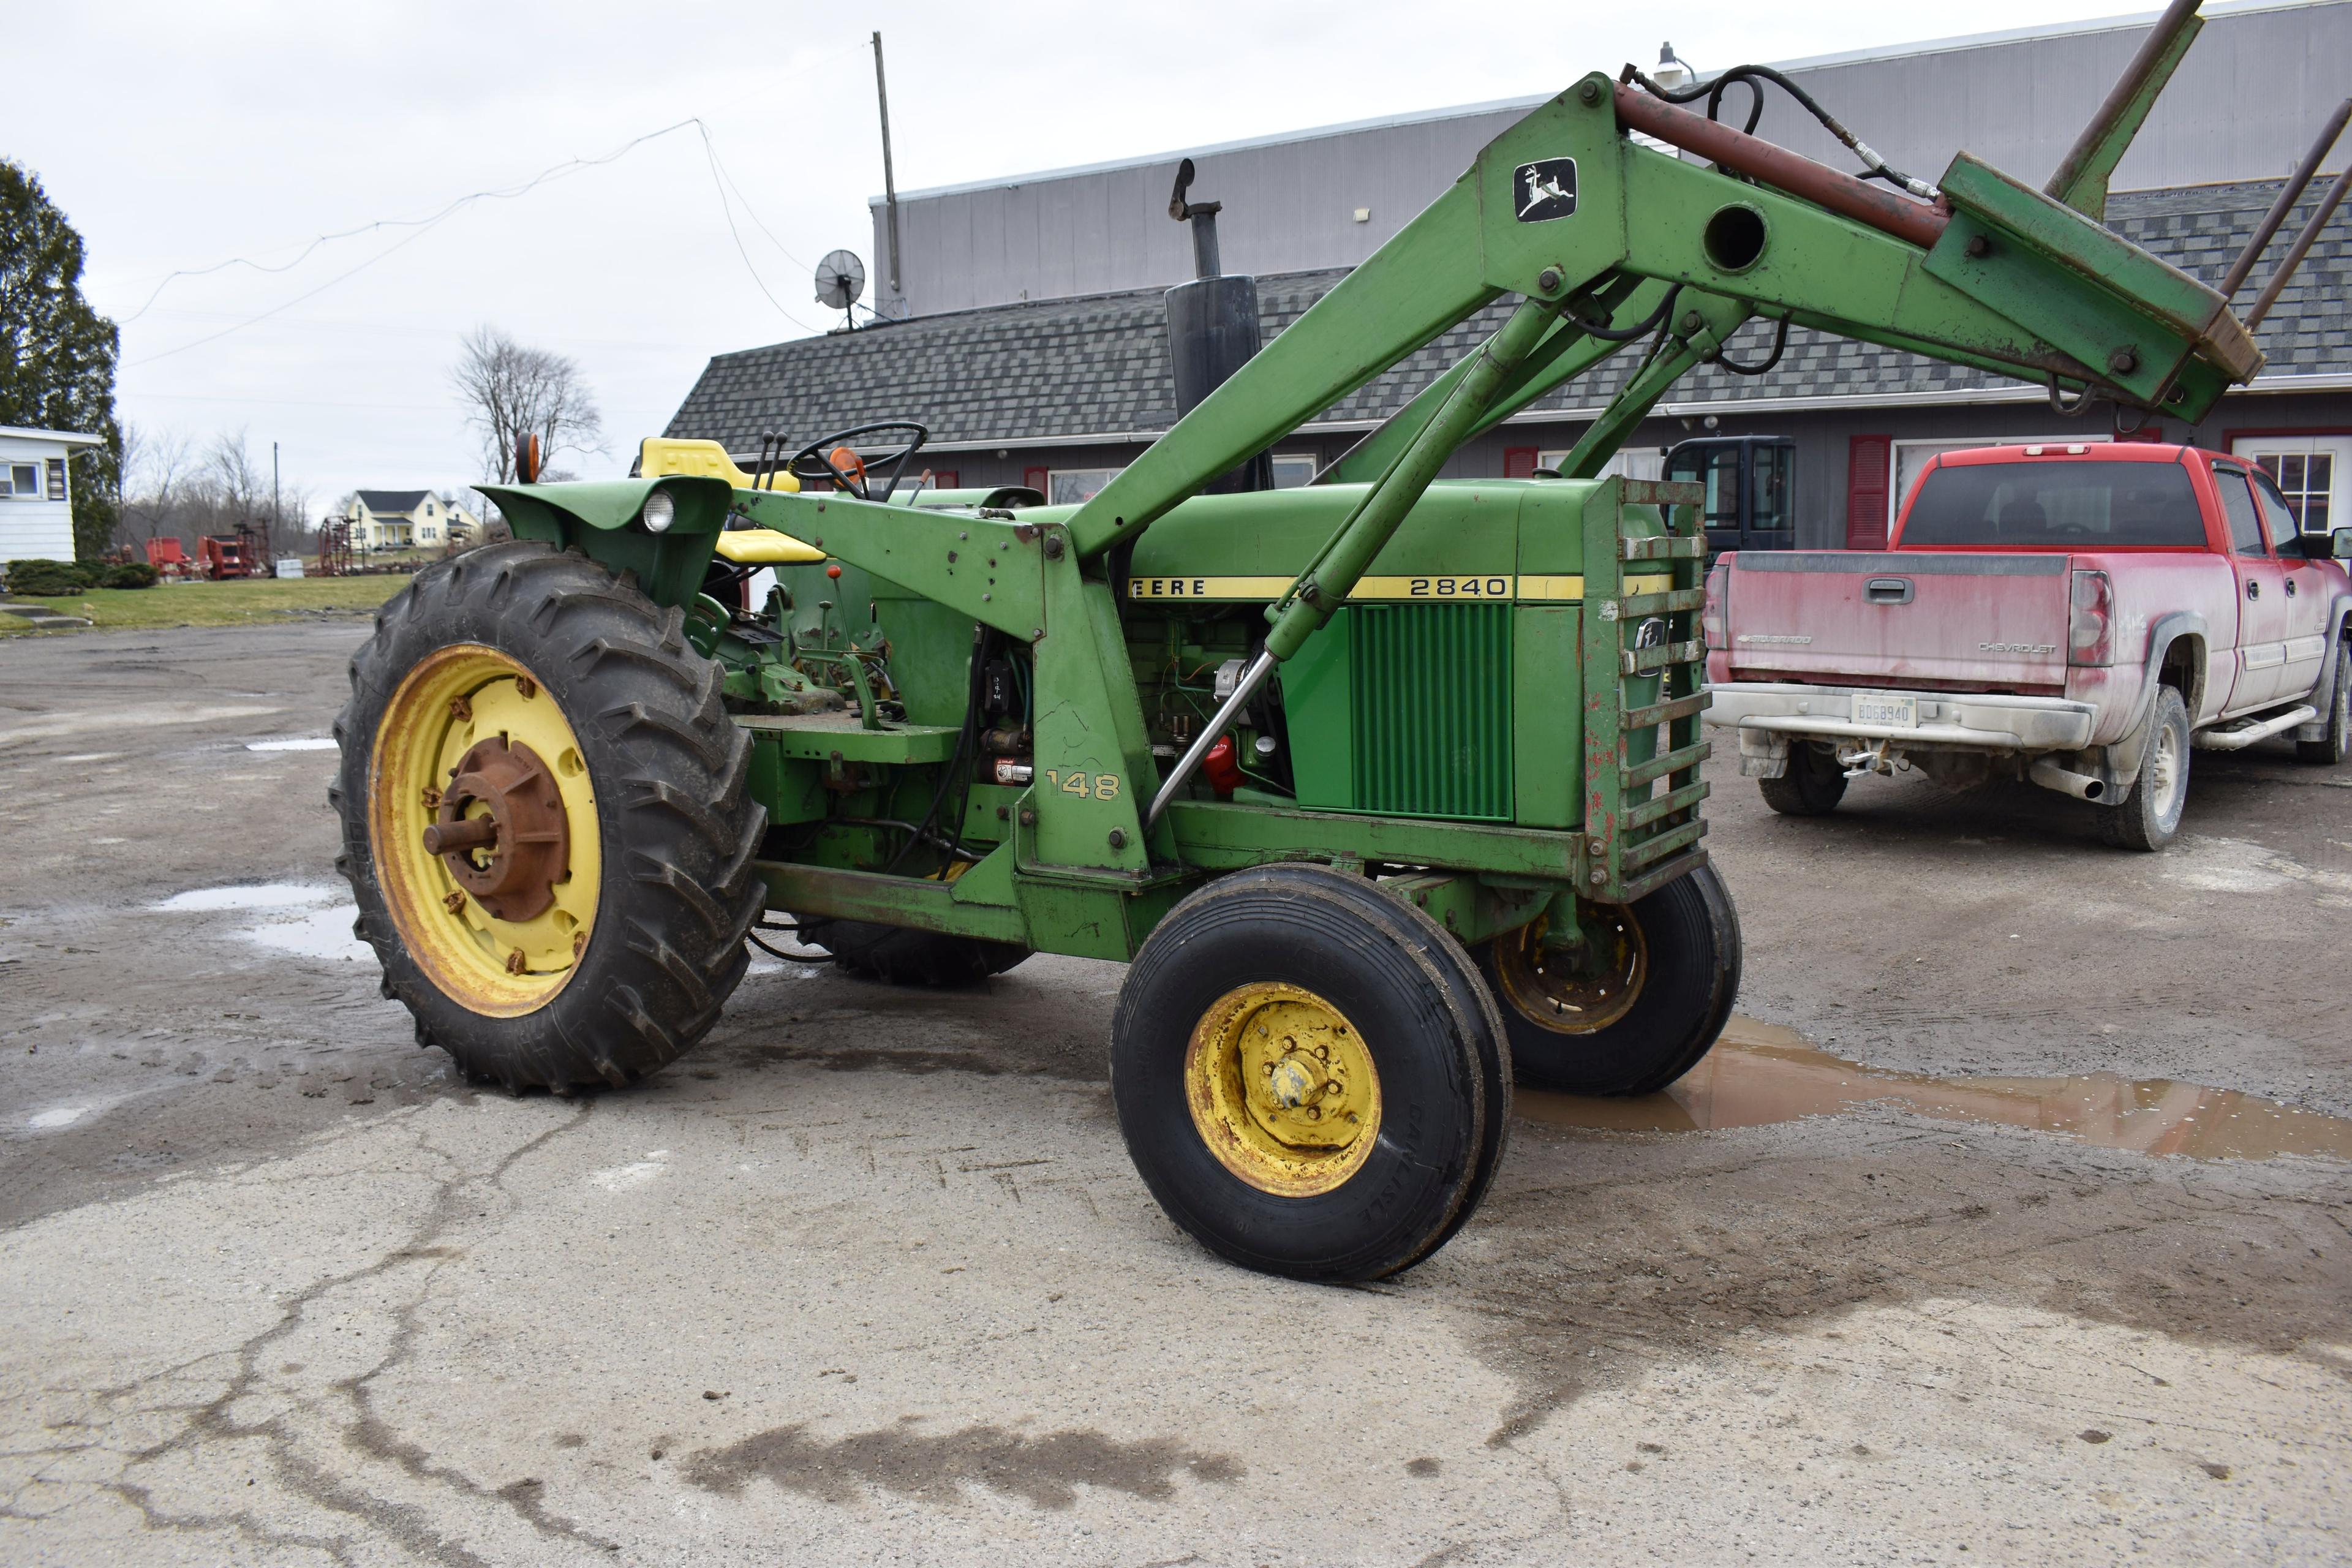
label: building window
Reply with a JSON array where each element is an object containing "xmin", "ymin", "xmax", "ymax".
[
  {"xmin": 1538, "ymin": 450, "xmax": 1661, "ymax": 483},
  {"xmin": 2233, "ymin": 435, "xmax": 2348, "ymax": 535},
  {"xmin": 1270, "ymin": 455, "xmax": 1317, "ymax": 489},
  {"xmin": 1047, "ymin": 467, "xmax": 1121, "ymax": 505},
  {"xmin": 5, "ymin": 463, "xmax": 36, "ymax": 498}
]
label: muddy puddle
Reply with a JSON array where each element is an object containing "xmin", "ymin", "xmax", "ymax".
[{"xmin": 1520, "ymin": 1016, "xmax": 2352, "ymax": 1162}]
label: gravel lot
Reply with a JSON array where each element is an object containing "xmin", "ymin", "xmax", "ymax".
[{"xmin": 2, "ymin": 622, "xmax": 2346, "ymax": 1566}]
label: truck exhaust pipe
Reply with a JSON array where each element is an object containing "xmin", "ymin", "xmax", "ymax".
[{"xmin": 2029, "ymin": 758, "xmax": 2106, "ymax": 801}]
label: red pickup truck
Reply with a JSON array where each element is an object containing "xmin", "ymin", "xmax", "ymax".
[{"xmin": 1703, "ymin": 443, "xmax": 2352, "ymax": 850}]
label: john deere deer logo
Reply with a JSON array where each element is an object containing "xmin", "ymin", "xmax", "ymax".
[{"xmin": 1513, "ymin": 158, "xmax": 1578, "ymax": 222}]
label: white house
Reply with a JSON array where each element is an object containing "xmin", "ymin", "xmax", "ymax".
[
  {"xmin": 0, "ymin": 426, "xmax": 103, "ymax": 563},
  {"xmin": 342, "ymin": 490, "xmax": 480, "ymax": 550}
]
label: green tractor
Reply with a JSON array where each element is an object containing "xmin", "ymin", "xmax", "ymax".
[{"xmin": 335, "ymin": 10, "xmax": 2287, "ymax": 1281}]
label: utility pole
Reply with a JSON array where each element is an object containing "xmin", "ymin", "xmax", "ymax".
[
  {"xmin": 271, "ymin": 440, "xmax": 281, "ymax": 550},
  {"xmin": 873, "ymin": 31, "xmax": 902, "ymax": 311}
]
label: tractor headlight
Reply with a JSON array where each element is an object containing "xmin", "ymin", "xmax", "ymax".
[{"xmin": 641, "ymin": 490, "xmax": 676, "ymax": 533}]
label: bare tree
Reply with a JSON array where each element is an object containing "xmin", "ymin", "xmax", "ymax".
[
  {"xmin": 450, "ymin": 326, "xmax": 604, "ymax": 488},
  {"xmin": 119, "ymin": 422, "xmax": 194, "ymax": 548}
]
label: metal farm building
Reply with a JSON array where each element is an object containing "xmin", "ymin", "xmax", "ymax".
[{"xmin": 666, "ymin": 1, "xmax": 2352, "ymax": 549}]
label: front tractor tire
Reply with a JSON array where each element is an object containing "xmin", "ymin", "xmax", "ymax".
[
  {"xmin": 1110, "ymin": 864, "xmax": 1509, "ymax": 1284},
  {"xmin": 1474, "ymin": 862, "xmax": 1743, "ymax": 1097},
  {"xmin": 332, "ymin": 541, "xmax": 766, "ymax": 1091}
]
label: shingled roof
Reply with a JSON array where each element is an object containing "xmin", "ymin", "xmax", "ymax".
[
  {"xmin": 665, "ymin": 178, "xmax": 2350, "ymax": 453},
  {"xmin": 355, "ymin": 489, "xmax": 433, "ymax": 515}
]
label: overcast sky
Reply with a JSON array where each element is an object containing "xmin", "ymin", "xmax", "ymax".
[{"xmin": 12, "ymin": 0, "xmax": 2171, "ymax": 514}]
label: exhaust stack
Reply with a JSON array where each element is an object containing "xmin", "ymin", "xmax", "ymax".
[{"xmin": 1166, "ymin": 159, "xmax": 1272, "ymax": 494}]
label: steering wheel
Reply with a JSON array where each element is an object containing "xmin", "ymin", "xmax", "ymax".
[{"xmin": 779, "ymin": 422, "xmax": 929, "ymax": 502}]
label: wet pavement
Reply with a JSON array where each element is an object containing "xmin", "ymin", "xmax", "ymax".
[
  {"xmin": 1, "ymin": 623, "xmax": 2348, "ymax": 1566},
  {"xmin": 1521, "ymin": 1015, "xmax": 2352, "ymax": 1161}
]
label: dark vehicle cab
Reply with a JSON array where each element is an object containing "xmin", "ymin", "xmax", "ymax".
[{"xmin": 1665, "ymin": 435, "xmax": 1795, "ymax": 560}]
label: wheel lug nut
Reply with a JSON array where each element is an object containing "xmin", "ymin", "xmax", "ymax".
[{"xmin": 443, "ymin": 891, "xmax": 466, "ymax": 913}]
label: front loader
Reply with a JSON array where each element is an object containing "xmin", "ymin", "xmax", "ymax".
[{"xmin": 334, "ymin": 1, "xmax": 2313, "ymax": 1281}]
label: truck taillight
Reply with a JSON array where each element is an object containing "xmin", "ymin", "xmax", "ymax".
[
  {"xmin": 1702, "ymin": 562, "xmax": 1728, "ymax": 650},
  {"xmin": 2068, "ymin": 569, "xmax": 2113, "ymax": 666}
]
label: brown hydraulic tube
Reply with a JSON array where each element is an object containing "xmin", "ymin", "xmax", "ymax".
[
  {"xmin": 2220, "ymin": 97, "xmax": 2351, "ymax": 300},
  {"xmin": 1612, "ymin": 85, "xmax": 1949, "ymax": 250},
  {"xmin": 2245, "ymin": 162, "xmax": 2352, "ymax": 331}
]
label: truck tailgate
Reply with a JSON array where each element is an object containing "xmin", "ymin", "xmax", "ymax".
[{"xmin": 1723, "ymin": 551, "xmax": 2073, "ymax": 689}]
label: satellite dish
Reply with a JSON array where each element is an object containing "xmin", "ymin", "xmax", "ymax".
[{"xmin": 815, "ymin": 250, "xmax": 867, "ymax": 314}]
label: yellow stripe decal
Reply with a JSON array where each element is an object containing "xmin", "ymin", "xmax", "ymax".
[{"xmin": 1124, "ymin": 573, "xmax": 1670, "ymax": 602}]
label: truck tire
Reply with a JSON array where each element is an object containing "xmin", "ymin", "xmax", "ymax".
[
  {"xmin": 2294, "ymin": 643, "xmax": 2349, "ymax": 765},
  {"xmin": 795, "ymin": 918, "xmax": 1028, "ymax": 986},
  {"xmin": 1757, "ymin": 743, "xmax": 1847, "ymax": 816},
  {"xmin": 332, "ymin": 541, "xmax": 766, "ymax": 1091},
  {"xmin": 1472, "ymin": 862, "xmax": 1743, "ymax": 1096},
  {"xmin": 1110, "ymin": 863, "xmax": 1506, "ymax": 1283},
  {"xmin": 2097, "ymin": 685, "xmax": 2190, "ymax": 851}
]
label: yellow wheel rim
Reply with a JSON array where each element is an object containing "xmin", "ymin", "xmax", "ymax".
[
  {"xmin": 1494, "ymin": 906, "xmax": 1646, "ymax": 1035},
  {"xmin": 369, "ymin": 644, "xmax": 601, "ymax": 1016},
  {"xmin": 1184, "ymin": 982, "xmax": 1382, "ymax": 1198}
]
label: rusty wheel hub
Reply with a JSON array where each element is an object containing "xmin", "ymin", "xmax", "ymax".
[{"xmin": 426, "ymin": 736, "xmax": 570, "ymax": 922}]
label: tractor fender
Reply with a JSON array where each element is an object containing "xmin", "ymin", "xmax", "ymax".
[
  {"xmin": 2104, "ymin": 611, "xmax": 2209, "ymax": 790},
  {"xmin": 475, "ymin": 476, "xmax": 736, "ymax": 609}
]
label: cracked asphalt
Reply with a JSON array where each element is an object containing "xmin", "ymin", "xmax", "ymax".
[{"xmin": 1, "ymin": 623, "xmax": 2347, "ymax": 1566}]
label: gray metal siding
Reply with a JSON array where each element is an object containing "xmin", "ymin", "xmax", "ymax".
[{"xmin": 872, "ymin": 2, "xmax": 2351, "ymax": 317}]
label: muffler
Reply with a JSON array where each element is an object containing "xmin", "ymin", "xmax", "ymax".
[{"xmin": 2029, "ymin": 757, "xmax": 2106, "ymax": 801}]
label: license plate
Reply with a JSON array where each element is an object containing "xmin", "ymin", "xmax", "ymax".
[{"xmin": 1851, "ymin": 693, "xmax": 1918, "ymax": 729}]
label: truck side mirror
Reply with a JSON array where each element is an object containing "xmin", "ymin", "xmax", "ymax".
[{"xmin": 2332, "ymin": 527, "xmax": 2352, "ymax": 561}]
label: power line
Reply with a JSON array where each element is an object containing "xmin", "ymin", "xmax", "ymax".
[
  {"xmin": 121, "ymin": 39, "xmax": 871, "ymax": 364},
  {"xmin": 118, "ymin": 118, "xmax": 704, "ymax": 327}
]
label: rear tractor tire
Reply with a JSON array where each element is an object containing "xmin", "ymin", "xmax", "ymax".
[
  {"xmin": 1758, "ymin": 742, "xmax": 1847, "ymax": 816},
  {"xmin": 1110, "ymin": 863, "xmax": 1509, "ymax": 1284},
  {"xmin": 1473, "ymin": 862, "xmax": 1743, "ymax": 1097},
  {"xmin": 332, "ymin": 541, "xmax": 766, "ymax": 1091}
]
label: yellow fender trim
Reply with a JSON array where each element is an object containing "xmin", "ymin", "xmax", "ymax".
[
  {"xmin": 639, "ymin": 436, "xmax": 800, "ymax": 492},
  {"xmin": 641, "ymin": 438, "xmax": 825, "ymax": 565},
  {"xmin": 715, "ymin": 531, "xmax": 826, "ymax": 564}
]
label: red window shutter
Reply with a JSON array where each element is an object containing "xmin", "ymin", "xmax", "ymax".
[
  {"xmin": 1504, "ymin": 446, "xmax": 1539, "ymax": 479},
  {"xmin": 931, "ymin": 469, "xmax": 959, "ymax": 489},
  {"xmin": 1846, "ymin": 435, "xmax": 1892, "ymax": 549},
  {"xmin": 1023, "ymin": 466, "xmax": 1049, "ymax": 496}
]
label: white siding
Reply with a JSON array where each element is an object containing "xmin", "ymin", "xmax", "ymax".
[{"xmin": 0, "ymin": 434, "xmax": 75, "ymax": 563}]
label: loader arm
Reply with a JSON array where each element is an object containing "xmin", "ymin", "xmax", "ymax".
[{"xmin": 1066, "ymin": 34, "xmax": 2253, "ymax": 562}]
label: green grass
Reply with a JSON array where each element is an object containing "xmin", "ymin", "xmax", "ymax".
[{"xmin": 0, "ymin": 575, "xmax": 412, "ymax": 636}]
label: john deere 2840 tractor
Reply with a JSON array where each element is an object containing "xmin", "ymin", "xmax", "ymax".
[{"xmin": 336, "ymin": 5, "xmax": 2305, "ymax": 1280}]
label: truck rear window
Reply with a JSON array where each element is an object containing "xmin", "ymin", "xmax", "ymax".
[{"xmin": 1899, "ymin": 461, "xmax": 2207, "ymax": 548}]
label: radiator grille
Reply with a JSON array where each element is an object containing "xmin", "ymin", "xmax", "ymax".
[{"xmin": 1349, "ymin": 603, "xmax": 1512, "ymax": 820}]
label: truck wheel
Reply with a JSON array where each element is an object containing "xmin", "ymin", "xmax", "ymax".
[
  {"xmin": 331, "ymin": 541, "xmax": 766, "ymax": 1091},
  {"xmin": 2097, "ymin": 685, "xmax": 2190, "ymax": 851},
  {"xmin": 1472, "ymin": 862, "xmax": 1743, "ymax": 1096},
  {"xmin": 1110, "ymin": 863, "xmax": 1506, "ymax": 1283},
  {"xmin": 1757, "ymin": 742, "xmax": 1847, "ymax": 816},
  {"xmin": 2294, "ymin": 643, "xmax": 2350, "ymax": 764},
  {"xmin": 796, "ymin": 919, "xmax": 1028, "ymax": 986}
]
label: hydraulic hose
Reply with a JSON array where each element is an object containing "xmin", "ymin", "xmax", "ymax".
[{"xmin": 1620, "ymin": 62, "xmax": 1938, "ymax": 200}]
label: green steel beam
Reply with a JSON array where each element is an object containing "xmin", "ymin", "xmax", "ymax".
[
  {"xmin": 2045, "ymin": 0, "xmax": 2205, "ymax": 221},
  {"xmin": 1265, "ymin": 296, "xmax": 1562, "ymax": 661},
  {"xmin": 1557, "ymin": 293, "xmax": 1754, "ymax": 480}
]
